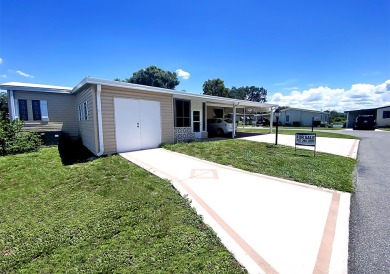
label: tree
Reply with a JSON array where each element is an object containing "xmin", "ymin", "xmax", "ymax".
[
  {"xmin": 120, "ymin": 66, "xmax": 180, "ymax": 90},
  {"xmin": 202, "ymin": 78, "xmax": 229, "ymax": 97},
  {"xmin": 227, "ymin": 86, "xmax": 268, "ymax": 102},
  {"xmin": 246, "ymin": 86, "xmax": 267, "ymax": 102},
  {"xmin": 0, "ymin": 92, "xmax": 8, "ymax": 120},
  {"xmin": 228, "ymin": 86, "xmax": 247, "ymax": 100}
]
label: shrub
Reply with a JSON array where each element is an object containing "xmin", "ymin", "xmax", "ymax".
[
  {"xmin": 292, "ymin": 121, "xmax": 301, "ymax": 127},
  {"xmin": 0, "ymin": 119, "xmax": 41, "ymax": 156}
]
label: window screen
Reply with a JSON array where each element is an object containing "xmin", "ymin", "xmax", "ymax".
[
  {"xmin": 18, "ymin": 100, "xmax": 28, "ymax": 121},
  {"xmin": 32, "ymin": 100, "xmax": 41, "ymax": 120}
]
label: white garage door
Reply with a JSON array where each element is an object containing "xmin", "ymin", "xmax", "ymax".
[{"xmin": 114, "ymin": 98, "xmax": 161, "ymax": 153}]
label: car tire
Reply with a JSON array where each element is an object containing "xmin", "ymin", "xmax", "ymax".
[{"xmin": 216, "ymin": 128, "xmax": 224, "ymax": 136}]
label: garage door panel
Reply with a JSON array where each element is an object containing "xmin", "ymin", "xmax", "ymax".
[{"xmin": 139, "ymin": 100, "xmax": 161, "ymax": 149}]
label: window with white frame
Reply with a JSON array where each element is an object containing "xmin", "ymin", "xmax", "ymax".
[
  {"xmin": 286, "ymin": 114, "xmax": 290, "ymax": 122},
  {"xmin": 78, "ymin": 101, "xmax": 88, "ymax": 121}
]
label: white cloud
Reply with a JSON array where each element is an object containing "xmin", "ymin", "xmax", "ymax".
[
  {"xmin": 175, "ymin": 69, "xmax": 190, "ymax": 80},
  {"xmin": 0, "ymin": 74, "xmax": 6, "ymax": 78},
  {"xmin": 16, "ymin": 70, "xmax": 34, "ymax": 78},
  {"xmin": 0, "ymin": 57, "xmax": 3, "ymax": 64},
  {"xmin": 269, "ymin": 80, "xmax": 390, "ymax": 112}
]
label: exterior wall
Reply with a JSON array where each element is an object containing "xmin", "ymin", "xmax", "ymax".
[
  {"xmin": 12, "ymin": 90, "xmax": 78, "ymax": 135},
  {"xmin": 376, "ymin": 106, "xmax": 390, "ymax": 127},
  {"xmin": 280, "ymin": 109, "xmax": 302, "ymax": 125},
  {"xmin": 101, "ymin": 86, "xmax": 174, "ymax": 155},
  {"xmin": 280, "ymin": 109, "xmax": 328, "ymax": 126},
  {"xmin": 75, "ymin": 86, "xmax": 98, "ymax": 155}
]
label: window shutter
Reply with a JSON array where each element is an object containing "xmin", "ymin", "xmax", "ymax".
[
  {"xmin": 14, "ymin": 99, "xmax": 20, "ymax": 119},
  {"xmin": 40, "ymin": 100, "xmax": 49, "ymax": 121}
]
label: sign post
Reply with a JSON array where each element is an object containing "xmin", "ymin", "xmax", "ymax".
[{"xmin": 295, "ymin": 133, "xmax": 317, "ymax": 156}]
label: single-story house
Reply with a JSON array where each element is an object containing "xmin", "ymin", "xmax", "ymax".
[
  {"xmin": 1, "ymin": 78, "xmax": 278, "ymax": 156},
  {"xmin": 278, "ymin": 107, "xmax": 329, "ymax": 126},
  {"xmin": 345, "ymin": 105, "xmax": 390, "ymax": 128}
]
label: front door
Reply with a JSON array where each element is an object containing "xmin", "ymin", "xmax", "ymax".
[{"xmin": 193, "ymin": 111, "xmax": 200, "ymax": 133}]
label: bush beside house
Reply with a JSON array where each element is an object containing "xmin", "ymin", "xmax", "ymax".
[{"xmin": 0, "ymin": 119, "xmax": 41, "ymax": 156}]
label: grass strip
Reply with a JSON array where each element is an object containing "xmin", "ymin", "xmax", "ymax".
[
  {"xmin": 238, "ymin": 128, "xmax": 359, "ymax": 139},
  {"xmin": 0, "ymin": 147, "xmax": 246, "ymax": 273},
  {"xmin": 164, "ymin": 139, "xmax": 355, "ymax": 192}
]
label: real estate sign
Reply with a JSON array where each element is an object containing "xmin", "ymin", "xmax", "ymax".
[
  {"xmin": 295, "ymin": 133, "xmax": 316, "ymax": 156},
  {"xmin": 295, "ymin": 133, "xmax": 316, "ymax": 146}
]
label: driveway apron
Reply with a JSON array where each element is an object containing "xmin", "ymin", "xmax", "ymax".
[{"xmin": 121, "ymin": 148, "xmax": 350, "ymax": 274}]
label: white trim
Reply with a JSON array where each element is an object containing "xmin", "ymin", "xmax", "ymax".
[
  {"xmin": 1, "ymin": 82, "xmax": 72, "ymax": 94},
  {"xmin": 72, "ymin": 77, "xmax": 278, "ymax": 109},
  {"xmin": 96, "ymin": 84, "xmax": 104, "ymax": 156}
]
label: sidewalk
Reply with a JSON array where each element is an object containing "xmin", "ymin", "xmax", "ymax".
[
  {"xmin": 240, "ymin": 134, "xmax": 359, "ymax": 159},
  {"xmin": 121, "ymin": 148, "xmax": 351, "ymax": 274}
]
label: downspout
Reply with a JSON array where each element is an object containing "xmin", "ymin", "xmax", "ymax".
[
  {"xmin": 8, "ymin": 90, "xmax": 15, "ymax": 120},
  {"xmin": 96, "ymin": 84, "xmax": 104, "ymax": 156}
]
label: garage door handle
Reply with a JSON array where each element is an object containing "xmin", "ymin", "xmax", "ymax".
[{"xmin": 137, "ymin": 123, "xmax": 139, "ymax": 128}]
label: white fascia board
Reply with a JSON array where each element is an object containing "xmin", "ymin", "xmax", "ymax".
[
  {"xmin": 73, "ymin": 77, "xmax": 278, "ymax": 110},
  {"xmin": 0, "ymin": 82, "xmax": 72, "ymax": 94}
]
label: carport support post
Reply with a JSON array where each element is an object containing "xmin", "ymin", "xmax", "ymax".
[
  {"xmin": 269, "ymin": 108, "xmax": 275, "ymax": 133},
  {"xmin": 232, "ymin": 103, "xmax": 236, "ymax": 138},
  {"xmin": 312, "ymin": 117, "xmax": 314, "ymax": 132}
]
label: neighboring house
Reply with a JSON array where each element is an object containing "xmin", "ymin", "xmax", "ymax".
[
  {"xmin": 278, "ymin": 107, "xmax": 329, "ymax": 126},
  {"xmin": 345, "ymin": 105, "xmax": 390, "ymax": 128},
  {"xmin": 1, "ymin": 78, "xmax": 278, "ymax": 156}
]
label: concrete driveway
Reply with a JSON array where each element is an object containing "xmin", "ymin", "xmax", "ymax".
[
  {"xmin": 121, "ymin": 148, "xmax": 351, "ymax": 274},
  {"xmin": 240, "ymin": 134, "xmax": 359, "ymax": 159}
]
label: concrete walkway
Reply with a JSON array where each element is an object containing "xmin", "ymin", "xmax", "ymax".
[
  {"xmin": 121, "ymin": 148, "xmax": 351, "ymax": 274},
  {"xmin": 240, "ymin": 134, "xmax": 359, "ymax": 159}
]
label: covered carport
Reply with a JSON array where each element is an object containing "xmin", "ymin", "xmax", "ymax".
[
  {"xmin": 345, "ymin": 108, "xmax": 377, "ymax": 128},
  {"xmin": 175, "ymin": 92, "xmax": 278, "ymax": 138}
]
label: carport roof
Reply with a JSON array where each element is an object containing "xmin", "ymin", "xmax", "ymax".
[
  {"xmin": 73, "ymin": 77, "xmax": 278, "ymax": 110},
  {"xmin": 344, "ymin": 105, "xmax": 390, "ymax": 113}
]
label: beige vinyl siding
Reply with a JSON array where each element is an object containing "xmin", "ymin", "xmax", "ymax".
[
  {"xmin": 13, "ymin": 90, "xmax": 78, "ymax": 136},
  {"xmin": 75, "ymin": 86, "xmax": 98, "ymax": 155},
  {"xmin": 376, "ymin": 106, "xmax": 390, "ymax": 127},
  {"xmin": 101, "ymin": 86, "xmax": 174, "ymax": 154}
]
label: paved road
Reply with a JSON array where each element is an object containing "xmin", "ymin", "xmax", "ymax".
[{"xmin": 338, "ymin": 130, "xmax": 390, "ymax": 273}]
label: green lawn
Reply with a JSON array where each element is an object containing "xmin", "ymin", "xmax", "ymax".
[
  {"xmin": 164, "ymin": 139, "xmax": 356, "ymax": 192},
  {"xmin": 0, "ymin": 148, "xmax": 245, "ymax": 273},
  {"xmin": 238, "ymin": 128, "xmax": 359, "ymax": 139}
]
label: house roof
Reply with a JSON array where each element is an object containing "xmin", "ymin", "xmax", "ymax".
[
  {"xmin": 0, "ymin": 82, "xmax": 72, "ymax": 94},
  {"xmin": 73, "ymin": 77, "xmax": 278, "ymax": 110},
  {"xmin": 281, "ymin": 107, "xmax": 328, "ymax": 114},
  {"xmin": 1, "ymin": 78, "xmax": 278, "ymax": 111}
]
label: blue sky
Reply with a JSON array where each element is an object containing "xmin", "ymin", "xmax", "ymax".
[{"xmin": 1, "ymin": 0, "xmax": 389, "ymax": 111}]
